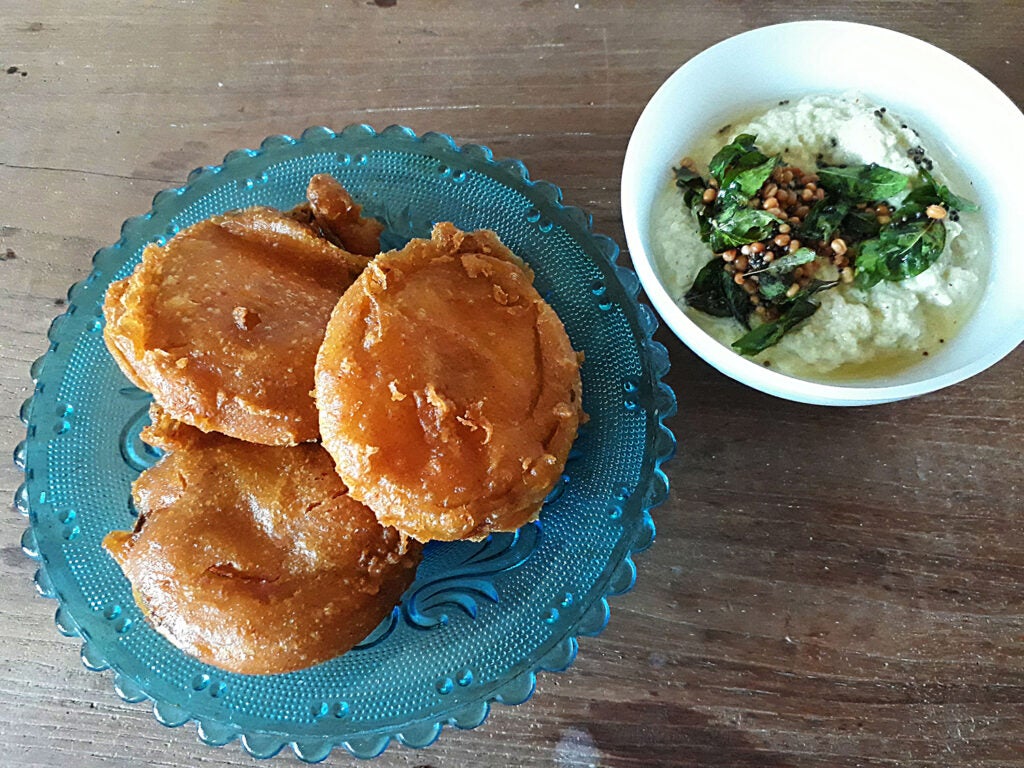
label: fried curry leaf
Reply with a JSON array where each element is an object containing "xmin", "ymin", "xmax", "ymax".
[
  {"xmin": 731, "ymin": 295, "xmax": 820, "ymax": 356},
  {"xmin": 854, "ymin": 215, "xmax": 947, "ymax": 288},
  {"xmin": 816, "ymin": 163, "xmax": 909, "ymax": 202},
  {"xmin": 799, "ymin": 198, "xmax": 850, "ymax": 242},
  {"xmin": 708, "ymin": 133, "xmax": 779, "ymax": 196},
  {"xmin": 936, "ymin": 186, "xmax": 979, "ymax": 213},
  {"xmin": 681, "ymin": 135, "xmax": 781, "ymax": 253},
  {"xmin": 684, "ymin": 258, "xmax": 753, "ymax": 328},
  {"xmin": 853, "ymin": 244, "xmax": 885, "ymax": 289},
  {"xmin": 727, "ymin": 155, "xmax": 779, "ymax": 197},
  {"xmin": 707, "ymin": 191, "xmax": 780, "ymax": 251},
  {"xmin": 723, "ymin": 278, "xmax": 754, "ymax": 329},
  {"xmin": 745, "ymin": 247, "xmax": 817, "ymax": 302},
  {"xmin": 708, "ymin": 134, "xmax": 758, "ymax": 180},
  {"xmin": 755, "ymin": 247, "xmax": 817, "ymax": 277},
  {"xmin": 730, "ymin": 279, "xmax": 839, "ymax": 354},
  {"xmin": 684, "ymin": 259, "xmax": 731, "ymax": 316},
  {"xmin": 905, "ymin": 167, "xmax": 979, "ymax": 213},
  {"xmin": 840, "ymin": 208, "xmax": 883, "ymax": 243},
  {"xmin": 673, "ymin": 165, "xmax": 707, "ymax": 208},
  {"xmin": 674, "ymin": 165, "xmax": 713, "ymax": 240},
  {"xmin": 757, "ymin": 275, "xmax": 789, "ymax": 301}
]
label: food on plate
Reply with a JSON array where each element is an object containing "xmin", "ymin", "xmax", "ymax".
[
  {"xmin": 103, "ymin": 408, "xmax": 421, "ymax": 675},
  {"xmin": 316, "ymin": 222, "xmax": 583, "ymax": 542},
  {"xmin": 103, "ymin": 198, "xmax": 374, "ymax": 446},
  {"xmin": 138, "ymin": 400, "xmax": 205, "ymax": 452},
  {"xmin": 304, "ymin": 173, "xmax": 387, "ymax": 257},
  {"xmin": 651, "ymin": 94, "xmax": 985, "ymax": 380},
  {"xmin": 101, "ymin": 175, "xmax": 585, "ymax": 671}
]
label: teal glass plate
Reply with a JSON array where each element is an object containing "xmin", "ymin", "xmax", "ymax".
[{"xmin": 15, "ymin": 125, "xmax": 676, "ymax": 761}]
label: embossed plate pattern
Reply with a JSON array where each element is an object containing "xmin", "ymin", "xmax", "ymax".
[{"xmin": 16, "ymin": 125, "xmax": 676, "ymax": 761}]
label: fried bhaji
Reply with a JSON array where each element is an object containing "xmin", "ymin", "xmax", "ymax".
[
  {"xmin": 315, "ymin": 223, "xmax": 583, "ymax": 542},
  {"xmin": 103, "ymin": 206, "xmax": 371, "ymax": 445},
  {"xmin": 306, "ymin": 173, "xmax": 386, "ymax": 257},
  {"xmin": 284, "ymin": 175, "xmax": 384, "ymax": 257},
  {"xmin": 103, "ymin": 421, "xmax": 421, "ymax": 675},
  {"xmin": 101, "ymin": 179, "xmax": 586, "ymax": 672}
]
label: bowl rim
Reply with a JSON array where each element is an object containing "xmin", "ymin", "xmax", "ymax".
[{"xmin": 622, "ymin": 19, "xmax": 1024, "ymax": 406}]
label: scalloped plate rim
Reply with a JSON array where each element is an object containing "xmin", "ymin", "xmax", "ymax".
[{"xmin": 16, "ymin": 124, "xmax": 678, "ymax": 762}]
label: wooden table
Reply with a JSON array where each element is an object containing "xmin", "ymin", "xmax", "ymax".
[{"xmin": 2, "ymin": 2, "xmax": 1021, "ymax": 766}]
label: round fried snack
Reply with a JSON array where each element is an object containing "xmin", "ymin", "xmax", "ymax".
[
  {"xmin": 103, "ymin": 207, "xmax": 369, "ymax": 445},
  {"xmin": 316, "ymin": 223, "xmax": 583, "ymax": 542},
  {"xmin": 103, "ymin": 423, "xmax": 421, "ymax": 676}
]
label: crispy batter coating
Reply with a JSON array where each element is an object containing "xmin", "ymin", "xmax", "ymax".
[
  {"xmin": 103, "ymin": 420, "xmax": 421, "ymax": 675},
  {"xmin": 139, "ymin": 400, "xmax": 206, "ymax": 452},
  {"xmin": 315, "ymin": 223, "xmax": 583, "ymax": 542},
  {"xmin": 306, "ymin": 174, "xmax": 386, "ymax": 257},
  {"xmin": 103, "ymin": 206, "xmax": 370, "ymax": 445}
]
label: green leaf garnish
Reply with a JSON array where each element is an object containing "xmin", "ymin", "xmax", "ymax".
[
  {"xmin": 731, "ymin": 296, "xmax": 820, "ymax": 356},
  {"xmin": 905, "ymin": 167, "xmax": 979, "ymax": 213},
  {"xmin": 802, "ymin": 278, "xmax": 842, "ymax": 296},
  {"xmin": 799, "ymin": 198, "xmax": 850, "ymax": 242},
  {"xmin": 684, "ymin": 258, "xmax": 753, "ymax": 328},
  {"xmin": 708, "ymin": 134, "xmax": 758, "ymax": 180},
  {"xmin": 704, "ymin": 189, "xmax": 779, "ymax": 251},
  {"xmin": 708, "ymin": 133, "xmax": 780, "ymax": 196},
  {"xmin": 674, "ymin": 132, "xmax": 978, "ymax": 349},
  {"xmin": 801, "ymin": 198, "xmax": 879, "ymax": 246},
  {"xmin": 730, "ymin": 279, "xmax": 839, "ymax": 355},
  {"xmin": 673, "ymin": 164, "xmax": 713, "ymax": 240},
  {"xmin": 854, "ymin": 214, "xmax": 946, "ymax": 287},
  {"xmin": 840, "ymin": 208, "xmax": 883, "ymax": 243},
  {"xmin": 748, "ymin": 247, "xmax": 817, "ymax": 278},
  {"xmin": 726, "ymin": 155, "xmax": 779, "ymax": 197},
  {"xmin": 853, "ymin": 244, "xmax": 884, "ymax": 289},
  {"xmin": 673, "ymin": 165, "xmax": 706, "ymax": 208},
  {"xmin": 707, "ymin": 205, "xmax": 779, "ymax": 252},
  {"xmin": 816, "ymin": 163, "xmax": 909, "ymax": 202},
  {"xmin": 757, "ymin": 275, "xmax": 789, "ymax": 301}
]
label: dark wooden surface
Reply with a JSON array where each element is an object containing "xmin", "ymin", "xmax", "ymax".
[{"xmin": 2, "ymin": 2, "xmax": 1022, "ymax": 766}]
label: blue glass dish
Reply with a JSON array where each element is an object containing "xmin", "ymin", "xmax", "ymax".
[{"xmin": 15, "ymin": 125, "xmax": 677, "ymax": 762}]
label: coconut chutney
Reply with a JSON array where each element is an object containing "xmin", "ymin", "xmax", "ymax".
[{"xmin": 651, "ymin": 93, "xmax": 986, "ymax": 381}]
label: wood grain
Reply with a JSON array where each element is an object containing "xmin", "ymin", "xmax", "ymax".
[{"xmin": 1, "ymin": 1, "xmax": 1022, "ymax": 766}]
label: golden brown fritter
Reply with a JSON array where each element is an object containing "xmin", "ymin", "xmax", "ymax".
[
  {"xmin": 315, "ymin": 223, "xmax": 583, "ymax": 542},
  {"xmin": 138, "ymin": 400, "xmax": 205, "ymax": 452},
  {"xmin": 103, "ymin": 207, "xmax": 369, "ymax": 445},
  {"xmin": 103, "ymin": 426, "xmax": 421, "ymax": 676},
  {"xmin": 306, "ymin": 173, "xmax": 386, "ymax": 257}
]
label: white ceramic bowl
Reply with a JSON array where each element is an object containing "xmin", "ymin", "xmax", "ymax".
[{"xmin": 622, "ymin": 20, "xmax": 1024, "ymax": 406}]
